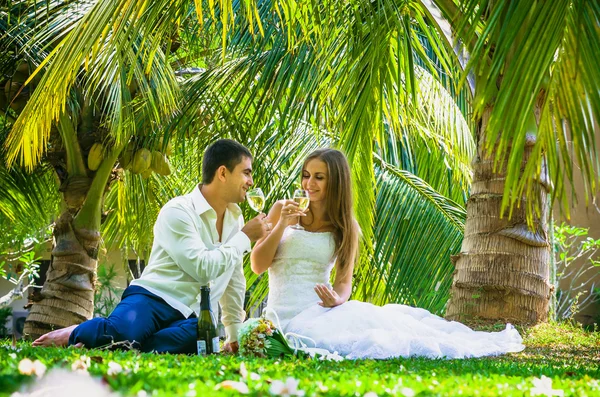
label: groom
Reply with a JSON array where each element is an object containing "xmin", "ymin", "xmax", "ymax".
[{"xmin": 33, "ymin": 139, "xmax": 269, "ymax": 353}]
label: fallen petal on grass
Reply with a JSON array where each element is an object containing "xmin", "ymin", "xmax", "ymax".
[
  {"xmin": 270, "ymin": 377, "xmax": 305, "ymax": 397},
  {"xmin": 17, "ymin": 358, "xmax": 46, "ymax": 378},
  {"xmin": 215, "ymin": 380, "xmax": 250, "ymax": 394},
  {"xmin": 530, "ymin": 376, "xmax": 564, "ymax": 397}
]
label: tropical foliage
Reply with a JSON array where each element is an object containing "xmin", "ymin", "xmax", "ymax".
[
  {"xmin": 0, "ymin": 165, "xmax": 56, "ymax": 254},
  {"xmin": 1, "ymin": 0, "xmax": 598, "ymax": 329},
  {"xmin": 0, "ymin": 250, "xmax": 41, "ymax": 310},
  {"xmin": 450, "ymin": 0, "xmax": 599, "ymax": 217},
  {"xmin": 552, "ymin": 223, "xmax": 600, "ymax": 321},
  {"xmin": 1, "ymin": 0, "xmax": 475, "ymax": 323},
  {"xmin": 0, "ymin": 0, "xmax": 183, "ymax": 337}
]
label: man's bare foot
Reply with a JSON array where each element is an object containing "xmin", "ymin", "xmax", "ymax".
[{"xmin": 32, "ymin": 325, "xmax": 77, "ymax": 347}]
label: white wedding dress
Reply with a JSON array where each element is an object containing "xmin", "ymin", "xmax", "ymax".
[{"xmin": 264, "ymin": 228, "xmax": 525, "ymax": 360}]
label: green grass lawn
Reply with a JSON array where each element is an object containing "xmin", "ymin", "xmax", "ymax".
[{"xmin": 1, "ymin": 322, "xmax": 599, "ymax": 396}]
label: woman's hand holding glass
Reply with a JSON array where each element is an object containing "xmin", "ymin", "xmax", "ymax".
[
  {"xmin": 290, "ymin": 189, "xmax": 310, "ymax": 230},
  {"xmin": 278, "ymin": 199, "xmax": 307, "ymax": 228},
  {"xmin": 315, "ymin": 284, "xmax": 344, "ymax": 308}
]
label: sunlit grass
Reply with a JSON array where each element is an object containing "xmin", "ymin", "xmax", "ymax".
[{"xmin": 0, "ymin": 322, "xmax": 598, "ymax": 396}]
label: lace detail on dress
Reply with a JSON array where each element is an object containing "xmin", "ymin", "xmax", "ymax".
[{"xmin": 265, "ymin": 228, "xmax": 335, "ymax": 331}]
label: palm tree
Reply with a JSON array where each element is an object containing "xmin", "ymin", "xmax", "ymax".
[
  {"xmin": 1, "ymin": 0, "xmax": 180, "ymax": 338},
  {"xmin": 432, "ymin": 0, "xmax": 599, "ymax": 323}
]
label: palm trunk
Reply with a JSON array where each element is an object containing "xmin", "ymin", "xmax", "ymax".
[
  {"xmin": 22, "ymin": 135, "xmax": 122, "ymax": 339},
  {"xmin": 23, "ymin": 211, "xmax": 99, "ymax": 339},
  {"xmin": 445, "ymin": 107, "xmax": 552, "ymax": 324}
]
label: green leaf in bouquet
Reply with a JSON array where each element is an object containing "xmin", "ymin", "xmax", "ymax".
[
  {"xmin": 265, "ymin": 330, "xmax": 313, "ymax": 359},
  {"xmin": 265, "ymin": 337, "xmax": 295, "ymax": 358},
  {"xmin": 264, "ymin": 329, "xmax": 295, "ymax": 358}
]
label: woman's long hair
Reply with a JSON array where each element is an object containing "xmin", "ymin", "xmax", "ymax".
[{"xmin": 303, "ymin": 149, "xmax": 360, "ymax": 279}]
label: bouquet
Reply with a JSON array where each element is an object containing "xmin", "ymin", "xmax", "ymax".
[
  {"xmin": 237, "ymin": 317, "xmax": 297, "ymax": 358},
  {"xmin": 237, "ymin": 317, "xmax": 343, "ymax": 361}
]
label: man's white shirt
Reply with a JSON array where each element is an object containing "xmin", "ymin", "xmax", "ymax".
[{"xmin": 131, "ymin": 186, "xmax": 251, "ymax": 343}]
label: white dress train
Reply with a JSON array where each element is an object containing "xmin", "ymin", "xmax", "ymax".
[{"xmin": 264, "ymin": 228, "xmax": 525, "ymax": 360}]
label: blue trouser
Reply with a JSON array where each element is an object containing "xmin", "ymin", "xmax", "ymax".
[{"xmin": 69, "ymin": 286, "xmax": 198, "ymax": 354}]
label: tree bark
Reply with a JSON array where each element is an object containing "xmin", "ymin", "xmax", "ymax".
[
  {"xmin": 445, "ymin": 107, "xmax": 552, "ymax": 325},
  {"xmin": 23, "ymin": 211, "xmax": 99, "ymax": 339}
]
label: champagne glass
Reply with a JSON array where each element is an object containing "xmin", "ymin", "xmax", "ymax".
[
  {"xmin": 246, "ymin": 188, "xmax": 265, "ymax": 213},
  {"xmin": 290, "ymin": 189, "xmax": 310, "ymax": 230}
]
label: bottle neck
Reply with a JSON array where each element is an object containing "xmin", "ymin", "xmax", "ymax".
[{"xmin": 200, "ymin": 288, "xmax": 211, "ymax": 310}]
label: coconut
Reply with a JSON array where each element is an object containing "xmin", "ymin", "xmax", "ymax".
[
  {"xmin": 131, "ymin": 148, "xmax": 152, "ymax": 174},
  {"xmin": 87, "ymin": 143, "xmax": 104, "ymax": 171},
  {"xmin": 150, "ymin": 151, "xmax": 171, "ymax": 176}
]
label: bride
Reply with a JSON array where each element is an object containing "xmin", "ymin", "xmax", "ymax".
[{"xmin": 250, "ymin": 148, "xmax": 524, "ymax": 359}]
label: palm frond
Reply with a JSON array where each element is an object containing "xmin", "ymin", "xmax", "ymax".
[
  {"xmin": 379, "ymin": 67, "xmax": 474, "ymax": 205},
  {"xmin": 358, "ymin": 157, "xmax": 465, "ymax": 313},
  {"xmin": 457, "ymin": 0, "xmax": 600, "ymax": 217},
  {"xmin": 166, "ymin": 0, "xmax": 473, "ymax": 311},
  {"xmin": 534, "ymin": 0, "xmax": 600, "ymax": 217},
  {"xmin": 0, "ymin": 164, "xmax": 60, "ymax": 251},
  {"xmin": 4, "ymin": 0, "xmax": 183, "ymax": 169}
]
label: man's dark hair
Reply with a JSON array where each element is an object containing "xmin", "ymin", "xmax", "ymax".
[{"xmin": 202, "ymin": 139, "xmax": 253, "ymax": 184}]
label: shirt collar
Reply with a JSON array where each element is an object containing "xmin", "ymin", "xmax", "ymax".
[{"xmin": 190, "ymin": 185, "xmax": 243, "ymax": 218}]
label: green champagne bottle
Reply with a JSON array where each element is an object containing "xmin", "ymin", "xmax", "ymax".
[{"xmin": 197, "ymin": 285, "xmax": 220, "ymax": 355}]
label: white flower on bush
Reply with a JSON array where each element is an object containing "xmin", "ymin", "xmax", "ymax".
[
  {"xmin": 18, "ymin": 358, "xmax": 46, "ymax": 377},
  {"xmin": 530, "ymin": 376, "xmax": 564, "ymax": 397},
  {"xmin": 71, "ymin": 355, "xmax": 91, "ymax": 374},
  {"xmin": 107, "ymin": 361, "xmax": 124, "ymax": 376},
  {"xmin": 270, "ymin": 377, "xmax": 305, "ymax": 397}
]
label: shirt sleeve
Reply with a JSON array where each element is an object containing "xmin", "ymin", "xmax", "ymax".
[
  {"xmin": 220, "ymin": 212, "xmax": 249, "ymax": 343},
  {"xmin": 219, "ymin": 260, "xmax": 247, "ymax": 343},
  {"xmin": 154, "ymin": 206, "xmax": 251, "ymax": 284}
]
